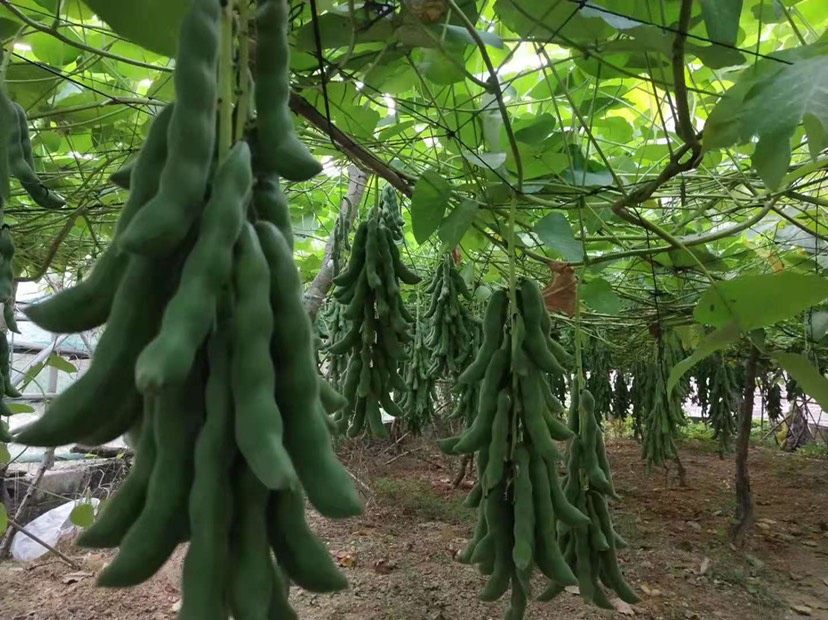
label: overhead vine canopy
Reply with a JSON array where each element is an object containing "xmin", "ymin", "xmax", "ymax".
[{"xmin": 1, "ymin": 0, "xmax": 827, "ymax": 360}]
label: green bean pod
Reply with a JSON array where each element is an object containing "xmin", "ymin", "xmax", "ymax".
[
  {"xmin": 257, "ymin": 220, "xmax": 362, "ymax": 517},
  {"xmin": 97, "ymin": 368, "xmax": 204, "ymax": 587},
  {"xmin": 254, "ymin": 0, "xmax": 321, "ymax": 181},
  {"xmin": 135, "ymin": 142, "xmax": 250, "ymax": 392},
  {"xmin": 179, "ymin": 327, "xmax": 236, "ymax": 620},
  {"xmin": 25, "ymin": 105, "xmax": 173, "ymax": 334},
  {"xmin": 228, "ymin": 462, "xmax": 273, "ymax": 619},
  {"xmin": 253, "ymin": 174, "xmax": 293, "ymax": 250},
  {"xmin": 231, "ymin": 223, "xmax": 297, "ymax": 490},
  {"xmin": 3, "ymin": 98, "xmax": 65, "ymax": 210},
  {"xmin": 76, "ymin": 398, "xmax": 158, "ymax": 549},
  {"xmin": 119, "ymin": 0, "xmax": 220, "ymax": 256},
  {"xmin": 15, "ymin": 252, "xmax": 178, "ymax": 447},
  {"xmin": 267, "ymin": 489, "xmax": 348, "ymax": 592}
]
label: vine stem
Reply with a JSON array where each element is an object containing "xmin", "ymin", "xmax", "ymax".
[
  {"xmin": 445, "ymin": 0, "xmax": 523, "ymax": 190},
  {"xmin": 217, "ymin": 0, "xmax": 236, "ymax": 157},
  {"xmin": 234, "ymin": 0, "xmax": 251, "ymax": 142},
  {"xmin": 507, "ymin": 192, "xmax": 519, "ymax": 461}
]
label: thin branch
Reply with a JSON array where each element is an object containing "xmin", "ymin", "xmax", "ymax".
[
  {"xmin": 289, "ymin": 92, "xmax": 415, "ymax": 197},
  {"xmin": 5, "ymin": 517, "xmax": 81, "ymax": 569},
  {"xmin": 28, "ymin": 97, "xmax": 165, "ymax": 120},
  {"xmin": 671, "ymin": 0, "xmax": 699, "ymax": 150},
  {"xmin": 445, "ymin": 0, "xmax": 523, "ymax": 188},
  {"xmin": 0, "ymin": 448, "xmax": 55, "ymax": 558},
  {"xmin": 19, "ymin": 206, "xmax": 88, "ymax": 282}
]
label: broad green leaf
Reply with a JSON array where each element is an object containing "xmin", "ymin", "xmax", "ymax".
[
  {"xmin": 773, "ymin": 351, "xmax": 828, "ymax": 411},
  {"xmin": 700, "ymin": 0, "xmax": 744, "ymax": 46},
  {"xmin": 28, "ymin": 30, "xmax": 84, "ymax": 66},
  {"xmin": 0, "ymin": 18, "xmax": 19, "ymax": 39},
  {"xmin": 438, "ymin": 24, "xmax": 503, "ymax": 49},
  {"xmin": 7, "ymin": 403, "xmax": 34, "ymax": 414},
  {"xmin": 704, "ymin": 44, "xmax": 828, "ymax": 188},
  {"xmin": 0, "ymin": 503, "xmax": 7, "ymax": 536},
  {"xmin": 294, "ymin": 13, "xmax": 392, "ymax": 51},
  {"xmin": 418, "ymin": 48, "xmax": 467, "ymax": 84},
  {"xmin": 694, "ymin": 272, "xmax": 828, "ymax": 330},
  {"xmin": 687, "ymin": 43, "xmax": 746, "ymax": 69},
  {"xmin": 513, "ymin": 114, "xmax": 556, "ymax": 145},
  {"xmin": 532, "ymin": 212, "xmax": 584, "ymax": 262},
  {"xmin": 438, "ymin": 199, "xmax": 478, "ymax": 249},
  {"xmin": 652, "ymin": 247, "xmax": 727, "ymax": 271},
  {"xmin": 0, "ymin": 443, "xmax": 9, "ymax": 465},
  {"xmin": 462, "ymin": 150, "xmax": 507, "ymax": 169},
  {"xmin": 561, "ymin": 167, "xmax": 613, "ymax": 188},
  {"xmin": 806, "ymin": 310, "xmax": 828, "ymax": 342},
  {"xmin": 411, "ymin": 171, "xmax": 451, "ymax": 244},
  {"xmin": 494, "ymin": 0, "xmax": 612, "ymax": 43},
  {"xmin": 667, "ymin": 322, "xmax": 742, "ymax": 394},
  {"xmin": 593, "ymin": 116, "xmax": 634, "ymax": 144},
  {"xmin": 69, "ymin": 502, "xmax": 95, "ymax": 528},
  {"xmin": 47, "ymin": 354, "xmax": 77, "ymax": 374},
  {"xmin": 80, "ymin": 0, "xmax": 188, "ymax": 57},
  {"xmin": 474, "ymin": 285, "xmax": 492, "ymax": 301},
  {"xmin": 580, "ymin": 278, "xmax": 622, "ymax": 314}
]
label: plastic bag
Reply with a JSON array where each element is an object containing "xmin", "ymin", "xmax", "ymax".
[{"xmin": 11, "ymin": 498, "xmax": 99, "ymax": 562}]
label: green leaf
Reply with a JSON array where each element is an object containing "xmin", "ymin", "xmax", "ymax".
[
  {"xmin": 694, "ymin": 272, "xmax": 828, "ymax": 330},
  {"xmin": 700, "ymin": 0, "xmax": 744, "ymax": 46},
  {"xmin": 580, "ymin": 278, "xmax": 621, "ymax": 314},
  {"xmin": 667, "ymin": 322, "xmax": 742, "ymax": 395},
  {"xmin": 7, "ymin": 403, "xmax": 34, "ymax": 414},
  {"xmin": 69, "ymin": 502, "xmax": 95, "ymax": 528},
  {"xmin": 411, "ymin": 171, "xmax": 451, "ymax": 244},
  {"xmin": 494, "ymin": 0, "xmax": 612, "ymax": 44},
  {"xmin": 806, "ymin": 310, "xmax": 828, "ymax": 342},
  {"xmin": 27, "ymin": 30, "xmax": 85, "ymax": 66},
  {"xmin": 0, "ymin": 443, "xmax": 9, "ymax": 465},
  {"xmin": 773, "ymin": 351, "xmax": 828, "ymax": 411},
  {"xmin": 47, "ymin": 354, "xmax": 77, "ymax": 374},
  {"xmin": 704, "ymin": 45, "xmax": 828, "ymax": 188},
  {"xmin": 418, "ymin": 48, "xmax": 467, "ymax": 84},
  {"xmin": 294, "ymin": 13, "xmax": 392, "ymax": 51},
  {"xmin": 652, "ymin": 246, "xmax": 727, "ymax": 271},
  {"xmin": 80, "ymin": 0, "xmax": 188, "ymax": 57},
  {"xmin": 462, "ymin": 150, "xmax": 506, "ymax": 169},
  {"xmin": 532, "ymin": 212, "xmax": 584, "ymax": 262},
  {"xmin": 438, "ymin": 24, "xmax": 503, "ymax": 49},
  {"xmin": 513, "ymin": 113, "xmax": 556, "ymax": 145},
  {"xmin": 438, "ymin": 199, "xmax": 478, "ymax": 249},
  {"xmin": 0, "ymin": 503, "xmax": 7, "ymax": 537}
]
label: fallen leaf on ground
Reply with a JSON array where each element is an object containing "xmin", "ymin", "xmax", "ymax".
[
  {"xmin": 373, "ymin": 559, "xmax": 397, "ymax": 574},
  {"xmin": 700, "ymin": 557, "xmax": 710, "ymax": 575},
  {"xmin": 62, "ymin": 571, "xmax": 93, "ymax": 585},
  {"xmin": 335, "ymin": 552, "xmax": 356, "ymax": 568},
  {"xmin": 791, "ymin": 604, "xmax": 812, "ymax": 616},
  {"xmin": 612, "ymin": 598, "xmax": 635, "ymax": 615},
  {"xmin": 564, "ymin": 585, "xmax": 580, "ymax": 595}
]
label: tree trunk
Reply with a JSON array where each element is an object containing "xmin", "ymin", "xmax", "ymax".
[
  {"xmin": 452, "ymin": 455, "xmax": 471, "ymax": 488},
  {"xmin": 730, "ymin": 345, "xmax": 759, "ymax": 548},
  {"xmin": 303, "ymin": 165, "xmax": 369, "ymax": 322}
]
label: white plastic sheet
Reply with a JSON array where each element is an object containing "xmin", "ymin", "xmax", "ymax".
[{"xmin": 11, "ymin": 498, "xmax": 99, "ymax": 562}]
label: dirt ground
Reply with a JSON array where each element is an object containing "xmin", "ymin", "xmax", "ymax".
[{"xmin": 1, "ymin": 436, "xmax": 827, "ymax": 620}]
